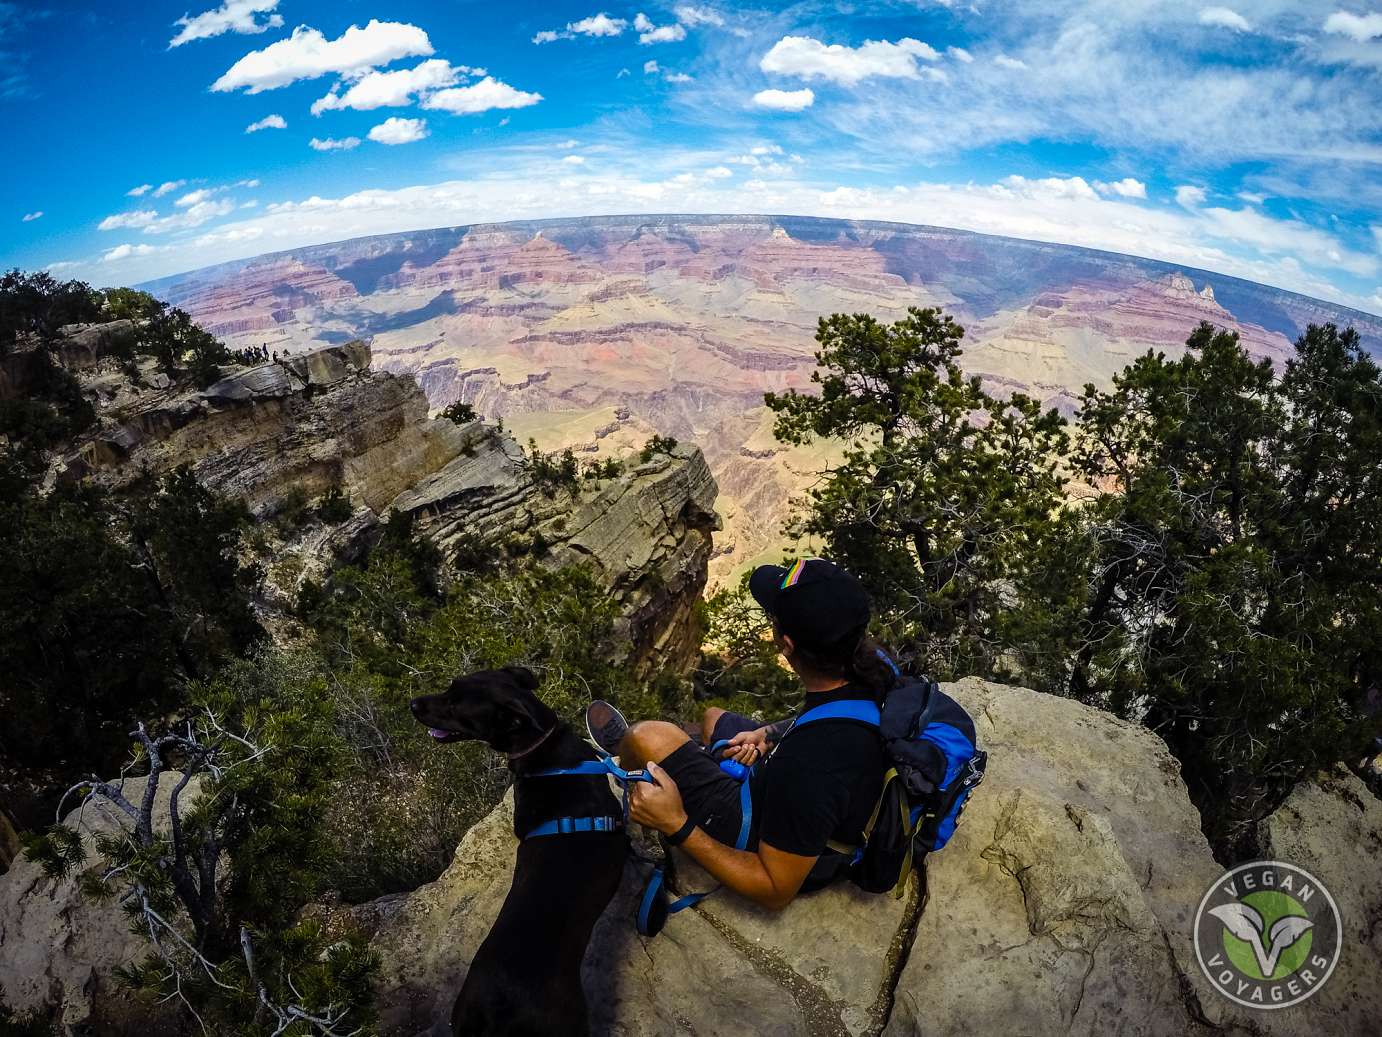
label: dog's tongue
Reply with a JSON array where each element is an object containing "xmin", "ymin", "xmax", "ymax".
[{"xmin": 428, "ymin": 728, "xmax": 451, "ymax": 740}]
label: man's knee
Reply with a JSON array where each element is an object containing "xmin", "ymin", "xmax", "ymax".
[
  {"xmin": 701, "ymin": 706, "xmax": 726, "ymax": 743},
  {"xmin": 624, "ymin": 720, "xmax": 689, "ymax": 765}
]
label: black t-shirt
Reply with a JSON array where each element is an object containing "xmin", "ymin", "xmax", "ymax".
[{"xmin": 754, "ymin": 685, "xmax": 886, "ymax": 858}]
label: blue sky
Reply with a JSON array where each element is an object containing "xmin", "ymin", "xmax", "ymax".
[{"xmin": 2, "ymin": 1, "xmax": 1381, "ymax": 313}]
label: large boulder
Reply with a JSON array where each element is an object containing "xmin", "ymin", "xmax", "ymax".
[
  {"xmin": 372, "ymin": 679, "xmax": 1382, "ymax": 1036},
  {"xmin": 1254, "ymin": 767, "xmax": 1382, "ymax": 1035},
  {"xmin": 0, "ymin": 773, "xmax": 194, "ymax": 1035}
]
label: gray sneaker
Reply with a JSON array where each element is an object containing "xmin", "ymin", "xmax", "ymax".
[{"xmin": 586, "ymin": 700, "xmax": 629, "ymax": 755}]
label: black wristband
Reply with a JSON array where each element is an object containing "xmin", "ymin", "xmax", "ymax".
[{"xmin": 665, "ymin": 816, "xmax": 697, "ymax": 847}]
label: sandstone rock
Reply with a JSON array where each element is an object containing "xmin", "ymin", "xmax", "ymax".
[
  {"xmin": 50, "ymin": 331, "xmax": 717, "ymax": 672},
  {"xmin": 1253, "ymin": 768, "xmax": 1382, "ymax": 1036},
  {"xmin": 376, "ymin": 680, "xmax": 1379, "ymax": 1037},
  {"xmin": 0, "ymin": 773, "xmax": 194, "ymax": 1036},
  {"xmin": 202, "ymin": 360, "xmax": 305, "ymax": 401},
  {"xmin": 393, "ymin": 440, "xmax": 719, "ymax": 671}
]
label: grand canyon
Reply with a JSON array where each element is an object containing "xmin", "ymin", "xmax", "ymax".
[{"xmin": 142, "ymin": 215, "xmax": 1382, "ymax": 583}]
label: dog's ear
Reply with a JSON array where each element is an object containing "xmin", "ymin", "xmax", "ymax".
[{"xmin": 505, "ymin": 665, "xmax": 540, "ymax": 691}]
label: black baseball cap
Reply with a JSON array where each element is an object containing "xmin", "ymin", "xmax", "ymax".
[{"xmin": 748, "ymin": 558, "xmax": 871, "ymax": 653}]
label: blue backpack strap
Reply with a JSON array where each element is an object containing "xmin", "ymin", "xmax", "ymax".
[{"xmin": 792, "ymin": 699, "xmax": 881, "ymax": 730}]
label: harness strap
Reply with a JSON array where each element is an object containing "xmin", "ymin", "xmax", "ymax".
[
  {"xmin": 529, "ymin": 756, "xmax": 655, "ymax": 785},
  {"xmin": 523, "ymin": 815, "xmax": 622, "ymax": 840}
]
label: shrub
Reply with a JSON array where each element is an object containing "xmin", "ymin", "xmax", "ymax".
[
  {"xmin": 639, "ymin": 434, "xmax": 679, "ymax": 463},
  {"xmin": 316, "ymin": 484, "xmax": 353, "ymax": 524},
  {"xmin": 441, "ymin": 400, "xmax": 477, "ymax": 424}
]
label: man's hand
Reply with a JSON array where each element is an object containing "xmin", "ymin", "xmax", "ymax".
[
  {"xmin": 629, "ymin": 762, "xmax": 689, "ymax": 835},
  {"xmin": 721, "ymin": 726, "xmax": 769, "ymax": 765}
]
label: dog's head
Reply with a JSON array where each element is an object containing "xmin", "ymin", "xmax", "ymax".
[{"xmin": 409, "ymin": 666, "xmax": 557, "ymax": 753}]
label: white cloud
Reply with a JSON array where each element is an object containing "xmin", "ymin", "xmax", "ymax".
[
  {"xmin": 368, "ymin": 116, "xmax": 429, "ymax": 145},
  {"xmin": 1176, "ymin": 184, "xmax": 1208, "ymax": 208},
  {"xmin": 562, "ymin": 154, "xmax": 586, "ymax": 165},
  {"xmin": 21, "ymin": 211, "xmax": 42, "ymax": 221},
  {"xmin": 127, "ymin": 184, "xmax": 153, "ymax": 197},
  {"xmin": 666, "ymin": 71, "xmax": 693, "ymax": 83},
  {"xmin": 245, "ymin": 113, "xmax": 286, "ymax": 132},
  {"xmin": 1198, "ymin": 7, "xmax": 1252, "ymax": 32},
  {"xmin": 644, "ymin": 59, "xmax": 660, "ymax": 74},
  {"xmin": 993, "ymin": 54, "xmax": 1028, "ymax": 70},
  {"xmin": 674, "ymin": 5, "xmax": 723, "ymax": 27},
  {"xmin": 555, "ymin": 139, "xmax": 580, "ymax": 149},
  {"xmin": 760, "ymin": 35, "xmax": 941, "ymax": 86},
  {"xmin": 534, "ymin": 13, "xmax": 627, "ymax": 43},
  {"xmin": 153, "ymin": 180, "xmax": 187, "ymax": 198},
  {"xmin": 1001, "ymin": 175, "xmax": 1099, "ymax": 201},
  {"xmin": 753, "ymin": 87, "xmax": 814, "ymax": 110},
  {"xmin": 948, "ymin": 46, "xmax": 973, "ymax": 63},
  {"xmin": 705, "ymin": 165, "xmax": 733, "ymax": 178},
  {"xmin": 636, "ymin": 14, "xmax": 687, "ymax": 44},
  {"xmin": 573, "ymin": 13, "xmax": 627, "ymax": 36},
  {"xmin": 310, "ymin": 59, "xmax": 470, "ymax": 114},
  {"xmin": 1238, "ymin": 191, "xmax": 1267, "ymax": 204},
  {"xmin": 1322, "ymin": 11, "xmax": 1382, "ymax": 42},
  {"xmin": 309, "ymin": 136, "xmax": 361, "ymax": 151},
  {"xmin": 98, "ymin": 210, "xmax": 158, "ymax": 231},
  {"xmin": 175, "ymin": 188, "xmax": 217, "ymax": 207},
  {"xmin": 145, "ymin": 199, "xmax": 237, "ymax": 233},
  {"xmin": 212, "ymin": 20, "xmax": 433, "ymax": 93},
  {"xmin": 617, "ymin": 67, "xmax": 631, "ymax": 77},
  {"xmin": 169, "ymin": 0, "xmax": 282, "ymax": 48},
  {"xmin": 421, "ymin": 76, "xmax": 543, "ymax": 115},
  {"xmin": 1094, "ymin": 177, "xmax": 1148, "ymax": 199},
  {"xmin": 102, "ymin": 243, "xmax": 161, "ymax": 263},
  {"xmin": 194, "ymin": 225, "xmax": 265, "ymax": 247}
]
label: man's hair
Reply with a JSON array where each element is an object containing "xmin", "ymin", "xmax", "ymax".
[{"xmin": 773, "ymin": 619, "xmax": 900, "ymax": 702}]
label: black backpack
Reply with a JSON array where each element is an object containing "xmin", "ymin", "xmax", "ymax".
[{"xmin": 784, "ymin": 679, "xmax": 988, "ymax": 896}]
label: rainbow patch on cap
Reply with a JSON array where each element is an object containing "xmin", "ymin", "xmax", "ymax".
[{"xmin": 779, "ymin": 558, "xmax": 809, "ymax": 588}]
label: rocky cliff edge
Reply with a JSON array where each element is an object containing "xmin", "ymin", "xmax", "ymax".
[
  {"xmin": 43, "ymin": 328, "xmax": 718, "ymax": 670},
  {"xmin": 367, "ymin": 678, "xmax": 1381, "ymax": 1037}
]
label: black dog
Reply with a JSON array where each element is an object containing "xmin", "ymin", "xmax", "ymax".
[{"xmin": 410, "ymin": 666, "xmax": 627, "ymax": 1037}]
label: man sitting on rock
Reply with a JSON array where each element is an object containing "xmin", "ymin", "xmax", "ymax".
[{"xmin": 586, "ymin": 559, "xmax": 893, "ymax": 909}]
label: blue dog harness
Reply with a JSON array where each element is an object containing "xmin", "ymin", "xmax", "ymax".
[
  {"xmin": 522, "ymin": 754, "xmax": 654, "ymax": 840},
  {"xmin": 521, "ymin": 743, "xmax": 756, "ymax": 937}
]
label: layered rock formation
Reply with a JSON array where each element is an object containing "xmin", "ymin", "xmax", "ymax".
[
  {"xmin": 142, "ymin": 215, "xmax": 1382, "ymax": 584},
  {"xmin": 366, "ymin": 678, "xmax": 1382, "ymax": 1037},
  {"xmin": 49, "ymin": 328, "xmax": 717, "ymax": 667}
]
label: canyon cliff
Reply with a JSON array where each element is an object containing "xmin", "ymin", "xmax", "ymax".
[
  {"xmin": 142, "ymin": 215, "xmax": 1382, "ymax": 584},
  {"xmin": 39, "ymin": 325, "xmax": 717, "ymax": 671}
]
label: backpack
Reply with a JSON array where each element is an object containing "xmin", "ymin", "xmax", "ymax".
[{"xmin": 786, "ymin": 678, "xmax": 987, "ymax": 897}]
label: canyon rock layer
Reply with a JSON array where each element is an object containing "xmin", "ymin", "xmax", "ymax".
[{"xmin": 144, "ymin": 215, "xmax": 1382, "ymax": 583}]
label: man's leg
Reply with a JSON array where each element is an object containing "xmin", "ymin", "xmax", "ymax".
[
  {"xmin": 701, "ymin": 706, "xmax": 726, "ymax": 746},
  {"xmin": 619, "ymin": 720, "xmax": 691, "ymax": 771}
]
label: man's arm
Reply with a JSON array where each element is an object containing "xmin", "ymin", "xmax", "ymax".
[
  {"xmin": 629, "ymin": 761, "xmax": 815, "ymax": 911},
  {"xmin": 677, "ymin": 827, "xmax": 816, "ymax": 910}
]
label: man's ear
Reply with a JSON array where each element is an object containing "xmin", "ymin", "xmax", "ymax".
[{"xmin": 505, "ymin": 665, "xmax": 540, "ymax": 691}]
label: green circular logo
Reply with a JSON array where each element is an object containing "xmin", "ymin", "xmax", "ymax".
[{"xmin": 1194, "ymin": 860, "xmax": 1341, "ymax": 1009}]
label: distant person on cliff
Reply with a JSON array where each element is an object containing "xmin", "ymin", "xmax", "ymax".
[{"xmin": 586, "ymin": 558, "xmax": 895, "ymax": 909}]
